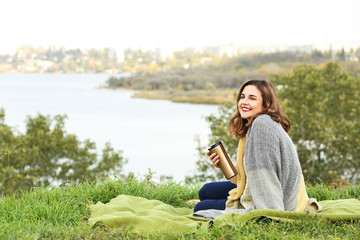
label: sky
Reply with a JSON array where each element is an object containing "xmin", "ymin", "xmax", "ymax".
[{"xmin": 0, "ymin": 0, "xmax": 359, "ymax": 54}]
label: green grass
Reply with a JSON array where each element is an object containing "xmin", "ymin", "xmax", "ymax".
[{"xmin": 1, "ymin": 177, "xmax": 360, "ymax": 239}]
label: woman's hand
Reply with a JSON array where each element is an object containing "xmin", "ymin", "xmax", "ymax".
[{"xmin": 207, "ymin": 151, "xmax": 220, "ymax": 168}]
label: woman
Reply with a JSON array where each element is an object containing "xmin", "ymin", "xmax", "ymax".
[{"xmin": 193, "ymin": 80, "xmax": 321, "ymax": 218}]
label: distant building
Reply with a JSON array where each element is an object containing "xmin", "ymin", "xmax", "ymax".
[
  {"xmin": 35, "ymin": 60, "xmax": 54, "ymax": 70},
  {"xmin": 155, "ymin": 48, "xmax": 161, "ymax": 61},
  {"xmin": 286, "ymin": 45, "xmax": 313, "ymax": 53},
  {"xmin": 157, "ymin": 47, "xmax": 174, "ymax": 60},
  {"xmin": 115, "ymin": 48, "xmax": 125, "ymax": 63},
  {"xmin": 203, "ymin": 43, "xmax": 238, "ymax": 57},
  {"xmin": 108, "ymin": 48, "xmax": 116, "ymax": 61}
]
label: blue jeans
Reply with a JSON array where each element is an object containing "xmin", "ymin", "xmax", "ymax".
[{"xmin": 194, "ymin": 181, "xmax": 237, "ymax": 212}]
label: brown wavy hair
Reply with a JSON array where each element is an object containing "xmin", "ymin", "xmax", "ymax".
[{"xmin": 229, "ymin": 80, "xmax": 290, "ymax": 139}]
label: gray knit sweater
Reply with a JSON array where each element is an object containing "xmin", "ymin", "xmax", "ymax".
[{"xmin": 194, "ymin": 114, "xmax": 302, "ymax": 219}]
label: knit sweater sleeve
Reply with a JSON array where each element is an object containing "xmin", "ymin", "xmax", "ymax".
[{"xmin": 245, "ymin": 115, "xmax": 285, "ymax": 211}]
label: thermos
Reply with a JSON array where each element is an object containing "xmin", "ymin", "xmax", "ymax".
[{"xmin": 208, "ymin": 141, "xmax": 238, "ymax": 180}]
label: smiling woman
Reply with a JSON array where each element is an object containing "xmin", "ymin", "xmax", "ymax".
[
  {"xmin": 194, "ymin": 79, "xmax": 321, "ymax": 219},
  {"xmin": 230, "ymin": 80, "xmax": 290, "ymax": 139}
]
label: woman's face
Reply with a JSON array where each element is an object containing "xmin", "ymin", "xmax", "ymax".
[{"xmin": 238, "ymin": 85, "xmax": 264, "ymax": 120}]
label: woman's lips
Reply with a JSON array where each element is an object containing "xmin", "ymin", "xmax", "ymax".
[{"xmin": 242, "ymin": 107, "xmax": 251, "ymax": 112}]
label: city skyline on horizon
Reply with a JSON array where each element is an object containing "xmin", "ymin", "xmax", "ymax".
[{"xmin": 4, "ymin": 41, "xmax": 359, "ymax": 53}]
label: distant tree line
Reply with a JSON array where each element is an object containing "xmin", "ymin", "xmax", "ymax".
[
  {"xmin": 107, "ymin": 50, "xmax": 360, "ymax": 91},
  {"xmin": 107, "ymin": 66, "xmax": 266, "ymax": 91}
]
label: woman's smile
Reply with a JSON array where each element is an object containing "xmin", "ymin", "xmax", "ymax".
[{"xmin": 241, "ymin": 106, "xmax": 251, "ymax": 112}]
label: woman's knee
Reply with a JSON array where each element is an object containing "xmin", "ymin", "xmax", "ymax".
[
  {"xmin": 198, "ymin": 182, "xmax": 211, "ymax": 200},
  {"xmin": 198, "ymin": 181, "xmax": 236, "ymax": 200}
]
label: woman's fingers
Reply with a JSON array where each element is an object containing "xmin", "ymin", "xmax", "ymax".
[
  {"xmin": 210, "ymin": 154, "xmax": 220, "ymax": 167},
  {"xmin": 209, "ymin": 153, "xmax": 217, "ymax": 160},
  {"xmin": 213, "ymin": 159, "xmax": 220, "ymax": 167},
  {"xmin": 207, "ymin": 152, "xmax": 220, "ymax": 167}
]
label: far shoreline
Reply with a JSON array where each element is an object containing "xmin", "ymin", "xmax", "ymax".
[{"xmin": 100, "ymin": 86, "xmax": 236, "ymax": 105}]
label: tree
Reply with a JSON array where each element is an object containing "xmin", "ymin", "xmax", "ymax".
[
  {"xmin": 0, "ymin": 110, "xmax": 126, "ymax": 194},
  {"xmin": 270, "ymin": 62, "xmax": 360, "ymax": 183},
  {"xmin": 337, "ymin": 47, "xmax": 346, "ymax": 61}
]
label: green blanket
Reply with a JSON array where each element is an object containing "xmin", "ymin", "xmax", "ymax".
[{"xmin": 87, "ymin": 195, "xmax": 360, "ymax": 234}]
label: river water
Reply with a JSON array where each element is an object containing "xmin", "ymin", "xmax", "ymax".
[{"xmin": 0, "ymin": 74, "xmax": 219, "ymax": 181}]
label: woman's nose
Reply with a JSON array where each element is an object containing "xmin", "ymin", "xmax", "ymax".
[{"xmin": 239, "ymin": 98, "xmax": 247, "ymax": 105}]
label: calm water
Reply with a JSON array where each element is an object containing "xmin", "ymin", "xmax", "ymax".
[{"xmin": 0, "ymin": 74, "xmax": 218, "ymax": 181}]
